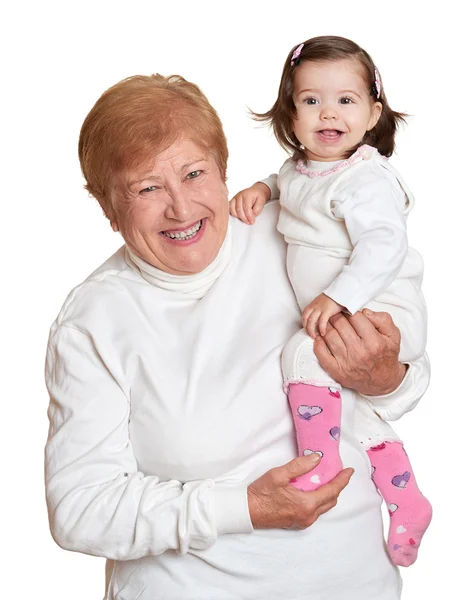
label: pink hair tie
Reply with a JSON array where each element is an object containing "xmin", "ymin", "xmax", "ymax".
[
  {"xmin": 291, "ymin": 43, "xmax": 304, "ymax": 66},
  {"xmin": 373, "ymin": 68, "xmax": 381, "ymax": 98}
]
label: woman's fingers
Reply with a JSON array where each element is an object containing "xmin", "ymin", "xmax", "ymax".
[
  {"xmin": 311, "ymin": 468, "xmax": 354, "ymax": 502},
  {"xmin": 360, "ymin": 309, "xmax": 400, "ymax": 344},
  {"xmin": 247, "ymin": 457, "xmax": 320, "ymax": 529},
  {"xmin": 288, "ymin": 468, "xmax": 355, "ymax": 529},
  {"xmin": 248, "ymin": 457, "xmax": 354, "ymax": 530},
  {"xmin": 335, "ymin": 310, "xmax": 398, "ymax": 348},
  {"xmin": 277, "ymin": 454, "xmax": 322, "ymax": 483},
  {"xmin": 320, "ymin": 324, "xmax": 347, "ymax": 359},
  {"xmin": 313, "ymin": 336, "xmax": 337, "ymax": 373},
  {"xmin": 325, "ymin": 313, "xmax": 361, "ymax": 347}
]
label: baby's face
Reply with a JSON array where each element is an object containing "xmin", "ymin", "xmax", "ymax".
[{"xmin": 292, "ymin": 58, "xmax": 381, "ymax": 162}]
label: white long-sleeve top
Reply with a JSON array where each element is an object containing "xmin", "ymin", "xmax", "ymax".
[
  {"xmin": 45, "ymin": 203, "xmax": 430, "ymax": 600},
  {"xmin": 262, "ymin": 145, "xmax": 426, "ymax": 362}
]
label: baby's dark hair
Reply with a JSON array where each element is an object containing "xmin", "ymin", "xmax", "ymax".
[{"xmin": 253, "ymin": 36, "xmax": 406, "ymax": 159}]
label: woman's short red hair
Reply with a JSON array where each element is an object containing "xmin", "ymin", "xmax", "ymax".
[{"xmin": 78, "ymin": 73, "xmax": 228, "ymax": 216}]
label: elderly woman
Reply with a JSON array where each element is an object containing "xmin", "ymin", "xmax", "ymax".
[{"xmin": 45, "ymin": 74, "xmax": 429, "ymax": 600}]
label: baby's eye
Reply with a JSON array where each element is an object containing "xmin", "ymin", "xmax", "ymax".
[
  {"xmin": 340, "ymin": 97, "xmax": 354, "ymax": 105},
  {"xmin": 187, "ymin": 170, "xmax": 202, "ymax": 179},
  {"xmin": 304, "ymin": 97, "xmax": 319, "ymax": 105}
]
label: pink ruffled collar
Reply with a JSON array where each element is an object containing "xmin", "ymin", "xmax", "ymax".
[{"xmin": 296, "ymin": 145, "xmax": 379, "ymax": 178}]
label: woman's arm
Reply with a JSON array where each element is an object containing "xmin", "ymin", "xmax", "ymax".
[
  {"xmin": 313, "ymin": 310, "xmax": 430, "ymax": 420},
  {"xmin": 45, "ymin": 325, "xmax": 351, "ymax": 560},
  {"xmin": 45, "ymin": 325, "xmax": 253, "ymax": 561}
]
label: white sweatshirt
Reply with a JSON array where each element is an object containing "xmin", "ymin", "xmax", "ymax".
[
  {"xmin": 264, "ymin": 146, "xmax": 426, "ymax": 364},
  {"xmin": 45, "ymin": 202, "xmax": 430, "ymax": 600}
]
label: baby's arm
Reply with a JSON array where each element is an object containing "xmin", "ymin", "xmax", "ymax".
[
  {"xmin": 229, "ymin": 182, "xmax": 271, "ymax": 224},
  {"xmin": 326, "ymin": 170, "xmax": 408, "ymax": 314},
  {"xmin": 229, "ymin": 174, "xmax": 279, "ymax": 224},
  {"xmin": 302, "ymin": 294, "xmax": 344, "ymax": 338}
]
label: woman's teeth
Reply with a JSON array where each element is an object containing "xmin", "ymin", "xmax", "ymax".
[{"xmin": 162, "ymin": 220, "xmax": 202, "ymax": 240}]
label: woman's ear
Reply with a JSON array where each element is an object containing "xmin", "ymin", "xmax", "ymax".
[
  {"xmin": 368, "ymin": 102, "xmax": 382, "ymax": 131},
  {"xmin": 102, "ymin": 195, "xmax": 119, "ymax": 232},
  {"xmin": 102, "ymin": 207, "xmax": 119, "ymax": 232}
]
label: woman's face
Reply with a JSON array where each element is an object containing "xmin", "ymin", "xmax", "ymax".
[{"xmin": 111, "ymin": 139, "xmax": 229, "ymax": 275}]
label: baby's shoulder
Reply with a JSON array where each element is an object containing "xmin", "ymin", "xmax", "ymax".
[
  {"xmin": 336, "ymin": 150, "xmax": 407, "ymax": 201},
  {"xmin": 346, "ymin": 149, "xmax": 396, "ymax": 182},
  {"xmin": 278, "ymin": 157, "xmax": 297, "ymax": 177}
]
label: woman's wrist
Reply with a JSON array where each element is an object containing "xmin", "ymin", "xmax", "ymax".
[
  {"xmin": 362, "ymin": 362, "xmax": 407, "ymax": 396},
  {"xmin": 391, "ymin": 362, "xmax": 408, "ymax": 393}
]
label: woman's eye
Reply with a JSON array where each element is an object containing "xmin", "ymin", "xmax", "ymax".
[
  {"xmin": 340, "ymin": 97, "xmax": 354, "ymax": 104},
  {"xmin": 140, "ymin": 186, "xmax": 158, "ymax": 193},
  {"xmin": 187, "ymin": 170, "xmax": 202, "ymax": 179},
  {"xmin": 304, "ymin": 98, "xmax": 319, "ymax": 105}
]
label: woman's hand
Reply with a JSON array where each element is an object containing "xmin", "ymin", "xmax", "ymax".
[
  {"xmin": 229, "ymin": 182, "xmax": 271, "ymax": 224},
  {"xmin": 313, "ymin": 308, "xmax": 406, "ymax": 396},
  {"xmin": 248, "ymin": 455, "xmax": 354, "ymax": 530}
]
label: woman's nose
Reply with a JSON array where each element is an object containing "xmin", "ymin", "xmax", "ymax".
[{"xmin": 165, "ymin": 189, "xmax": 192, "ymax": 221}]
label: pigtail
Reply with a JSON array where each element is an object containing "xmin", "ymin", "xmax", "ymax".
[
  {"xmin": 363, "ymin": 87, "xmax": 407, "ymax": 157},
  {"xmin": 251, "ymin": 46, "xmax": 304, "ymax": 160}
]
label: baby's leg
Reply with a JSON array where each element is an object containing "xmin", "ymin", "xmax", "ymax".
[
  {"xmin": 356, "ymin": 399, "xmax": 432, "ymax": 567},
  {"xmin": 287, "ymin": 383, "xmax": 343, "ymax": 490},
  {"xmin": 283, "ymin": 330, "xmax": 343, "ymax": 491}
]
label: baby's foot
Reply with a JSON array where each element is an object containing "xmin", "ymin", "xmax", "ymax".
[{"xmin": 387, "ymin": 493, "xmax": 433, "ymax": 567}]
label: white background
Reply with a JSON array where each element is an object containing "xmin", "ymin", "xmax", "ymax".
[{"xmin": 2, "ymin": 0, "xmax": 471, "ymax": 597}]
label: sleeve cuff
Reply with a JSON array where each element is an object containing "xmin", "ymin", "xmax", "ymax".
[
  {"xmin": 324, "ymin": 278, "xmax": 369, "ymax": 315},
  {"xmin": 258, "ymin": 174, "xmax": 279, "ymax": 201},
  {"xmin": 210, "ymin": 486, "xmax": 254, "ymax": 536}
]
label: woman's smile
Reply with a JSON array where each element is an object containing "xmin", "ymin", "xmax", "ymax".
[{"xmin": 160, "ymin": 218, "xmax": 205, "ymax": 244}]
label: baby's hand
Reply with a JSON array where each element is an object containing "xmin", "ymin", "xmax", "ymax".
[
  {"xmin": 229, "ymin": 182, "xmax": 271, "ymax": 224},
  {"xmin": 302, "ymin": 294, "xmax": 345, "ymax": 338}
]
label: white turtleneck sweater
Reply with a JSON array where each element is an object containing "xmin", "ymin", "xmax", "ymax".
[{"xmin": 45, "ymin": 203, "xmax": 430, "ymax": 600}]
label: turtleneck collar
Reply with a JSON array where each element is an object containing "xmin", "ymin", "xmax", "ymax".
[{"xmin": 125, "ymin": 220, "xmax": 233, "ymax": 300}]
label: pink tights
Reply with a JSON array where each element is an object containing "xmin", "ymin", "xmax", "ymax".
[
  {"xmin": 287, "ymin": 383, "xmax": 432, "ymax": 567},
  {"xmin": 368, "ymin": 441, "xmax": 432, "ymax": 566},
  {"xmin": 287, "ymin": 383, "xmax": 343, "ymax": 491}
]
